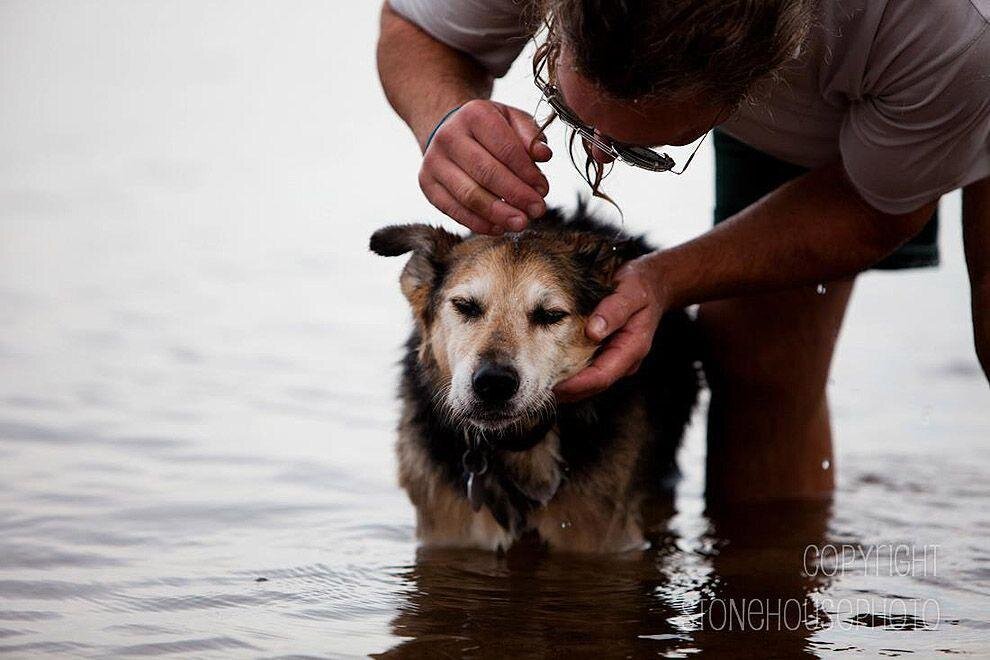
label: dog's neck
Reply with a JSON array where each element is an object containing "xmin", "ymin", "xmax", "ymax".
[
  {"xmin": 467, "ymin": 416, "xmax": 556, "ymax": 453},
  {"xmin": 460, "ymin": 419, "xmax": 565, "ymax": 535}
]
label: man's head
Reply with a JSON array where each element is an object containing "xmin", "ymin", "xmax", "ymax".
[{"xmin": 531, "ymin": 0, "xmax": 814, "ymax": 160}]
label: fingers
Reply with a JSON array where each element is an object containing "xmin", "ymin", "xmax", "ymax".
[
  {"xmin": 585, "ymin": 277, "xmax": 651, "ymax": 342},
  {"xmin": 422, "ymin": 160, "xmax": 528, "ymax": 231},
  {"xmin": 463, "ymin": 103, "xmax": 549, "ymax": 197},
  {"xmin": 554, "ymin": 333, "xmax": 647, "ymax": 401},
  {"xmin": 555, "ymin": 309, "xmax": 656, "ymax": 402},
  {"xmin": 420, "ymin": 100, "xmax": 552, "ymax": 234},
  {"xmin": 446, "ymin": 138, "xmax": 546, "ymax": 218},
  {"xmin": 505, "ymin": 106, "xmax": 553, "ymax": 163},
  {"xmin": 554, "ymin": 255, "xmax": 664, "ymax": 402},
  {"xmin": 419, "ymin": 177, "xmax": 502, "ymax": 236}
]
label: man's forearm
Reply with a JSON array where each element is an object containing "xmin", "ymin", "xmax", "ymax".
[
  {"xmin": 377, "ymin": 2, "xmax": 493, "ymax": 151},
  {"xmin": 963, "ymin": 176, "xmax": 990, "ymax": 381},
  {"xmin": 651, "ymin": 162, "xmax": 936, "ymax": 307}
]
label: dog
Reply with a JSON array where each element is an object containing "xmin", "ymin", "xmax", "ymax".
[{"xmin": 370, "ymin": 205, "xmax": 700, "ymax": 553}]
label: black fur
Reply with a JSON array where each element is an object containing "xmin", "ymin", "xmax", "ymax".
[{"xmin": 392, "ymin": 204, "xmax": 701, "ymax": 533}]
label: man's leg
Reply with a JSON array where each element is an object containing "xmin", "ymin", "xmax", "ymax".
[
  {"xmin": 698, "ymin": 278, "xmax": 854, "ymax": 502},
  {"xmin": 963, "ymin": 177, "xmax": 990, "ymax": 381}
]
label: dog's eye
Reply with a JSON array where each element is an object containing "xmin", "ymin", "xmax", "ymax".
[
  {"xmin": 451, "ymin": 297, "xmax": 484, "ymax": 320},
  {"xmin": 530, "ymin": 306, "xmax": 569, "ymax": 327}
]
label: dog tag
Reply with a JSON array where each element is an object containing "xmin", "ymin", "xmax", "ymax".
[
  {"xmin": 467, "ymin": 473, "xmax": 485, "ymax": 512},
  {"xmin": 462, "ymin": 447, "xmax": 487, "ymax": 474},
  {"xmin": 463, "ymin": 445, "xmax": 488, "ymax": 513}
]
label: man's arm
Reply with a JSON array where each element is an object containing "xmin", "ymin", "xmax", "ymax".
[
  {"xmin": 376, "ymin": 2, "xmax": 549, "ymax": 234},
  {"xmin": 963, "ymin": 176, "xmax": 990, "ymax": 382},
  {"xmin": 557, "ymin": 162, "xmax": 936, "ymax": 399},
  {"xmin": 377, "ymin": 2, "xmax": 493, "ymax": 150},
  {"xmin": 653, "ymin": 163, "xmax": 936, "ymax": 306}
]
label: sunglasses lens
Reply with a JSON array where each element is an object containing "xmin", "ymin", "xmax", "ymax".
[{"xmin": 619, "ymin": 145, "xmax": 674, "ymax": 171}]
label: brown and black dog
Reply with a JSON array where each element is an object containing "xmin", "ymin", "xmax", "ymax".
[{"xmin": 370, "ymin": 205, "xmax": 699, "ymax": 552}]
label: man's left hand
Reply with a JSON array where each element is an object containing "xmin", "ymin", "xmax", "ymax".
[{"xmin": 554, "ymin": 254, "xmax": 668, "ymax": 402}]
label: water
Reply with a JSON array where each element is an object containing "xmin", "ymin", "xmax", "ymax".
[{"xmin": 1, "ymin": 2, "xmax": 988, "ymax": 657}]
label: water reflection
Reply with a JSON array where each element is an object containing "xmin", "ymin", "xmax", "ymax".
[
  {"xmin": 693, "ymin": 500, "xmax": 833, "ymax": 657},
  {"xmin": 380, "ymin": 498, "xmax": 833, "ymax": 657}
]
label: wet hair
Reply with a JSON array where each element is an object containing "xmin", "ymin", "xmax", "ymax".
[{"xmin": 528, "ymin": 0, "xmax": 815, "ymax": 204}]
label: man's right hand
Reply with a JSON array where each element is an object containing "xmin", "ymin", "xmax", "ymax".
[{"xmin": 418, "ymin": 100, "xmax": 553, "ymax": 235}]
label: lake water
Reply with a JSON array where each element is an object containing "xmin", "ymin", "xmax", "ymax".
[{"xmin": 1, "ymin": 2, "xmax": 988, "ymax": 657}]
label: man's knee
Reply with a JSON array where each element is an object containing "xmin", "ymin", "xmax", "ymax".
[
  {"xmin": 699, "ymin": 311, "xmax": 841, "ymax": 419},
  {"xmin": 703, "ymin": 347, "xmax": 830, "ymax": 419},
  {"xmin": 698, "ymin": 283, "xmax": 854, "ymax": 417}
]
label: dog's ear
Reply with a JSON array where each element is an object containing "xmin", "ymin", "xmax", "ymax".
[
  {"xmin": 568, "ymin": 236, "xmax": 644, "ymax": 314},
  {"xmin": 573, "ymin": 236, "xmax": 640, "ymax": 282},
  {"xmin": 369, "ymin": 224, "xmax": 459, "ymax": 258},
  {"xmin": 369, "ymin": 224, "xmax": 463, "ymax": 316}
]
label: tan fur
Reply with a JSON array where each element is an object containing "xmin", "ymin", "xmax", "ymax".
[{"xmin": 423, "ymin": 240, "xmax": 599, "ymax": 426}]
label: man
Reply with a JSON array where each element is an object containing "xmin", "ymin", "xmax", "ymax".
[{"xmin": 376, "ymin": 0, "xmax": 990, "ymax": 501}]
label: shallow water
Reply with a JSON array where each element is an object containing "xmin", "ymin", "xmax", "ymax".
[{"xmin": 2, "ymin": 2, "xmax": 989, "ymax": 657}]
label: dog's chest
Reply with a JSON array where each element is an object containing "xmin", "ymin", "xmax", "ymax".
[
  {"xmin": 486, "ymin": 430, "xmax": 647, "ymax": 553},
  {"xmin": 499, "ymin": 429, "xmax": 566, "ymax": 506}
]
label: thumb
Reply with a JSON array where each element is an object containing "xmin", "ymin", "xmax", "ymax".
[
  {"xmin": 504, "ymin": 107, "xmax": 553, "ymax": 163},
  {"xmin": 586, "ymin": 281, "xmax": 649, "ymax": 342}
]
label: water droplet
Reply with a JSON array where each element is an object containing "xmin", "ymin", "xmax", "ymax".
[
  {"xmin": 821, "ymin": 459, "xmax": 831, "ymax": 471},
  {"xmin": 560, "ymin": 520, "xmax": 572, "ymax": 529},
  {"xmin": 816, "ymin": 284, "xmax": 827, "ymax": 295}
]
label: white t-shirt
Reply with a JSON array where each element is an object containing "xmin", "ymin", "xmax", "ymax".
[{"xmin": 389, "ymin": 0, "xmax": 990, "ymax": 215}]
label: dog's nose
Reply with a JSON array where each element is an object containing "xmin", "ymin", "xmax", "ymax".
[{"xmin": 472, "ymin": 363, "xmax": 519, "ymax": 403}]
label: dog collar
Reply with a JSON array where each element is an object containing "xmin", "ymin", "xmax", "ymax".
[
  {"xmin": 486, "ymin": 417, "xmax": 556, "ymax": 452},
  {"xmin": 462, "ymin": 433, "xmax": 489, "ymax": 513},
  {"xmin": 461, "ymin": 425, "xmax": 555, "ymax": 532}
]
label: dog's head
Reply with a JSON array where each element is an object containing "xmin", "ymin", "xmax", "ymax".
[{"xmin": 370, "ymin": 220, "xmax": 639, "ymax": 431}]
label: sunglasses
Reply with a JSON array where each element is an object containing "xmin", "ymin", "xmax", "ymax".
[{"xmin": 534, "ymin": 70, "xmax": 710, "ymax": 174}]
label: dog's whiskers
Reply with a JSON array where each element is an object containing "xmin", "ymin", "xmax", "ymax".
[{"xmin": 430, "ymin": 382, "xmax": 473, "ymax": 434}]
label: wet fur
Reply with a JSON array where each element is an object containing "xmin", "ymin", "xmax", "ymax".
[{"xmin": 371, "ymin": 205, "xmax": 700, "ymax": 553}]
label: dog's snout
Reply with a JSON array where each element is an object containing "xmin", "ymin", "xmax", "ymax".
[{"xmin": 472, "ymin": 363, "xmax": 519, "ymax": 403}]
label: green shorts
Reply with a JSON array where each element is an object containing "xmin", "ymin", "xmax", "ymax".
[{"xmin": 713, "ymin": 130, "xmax": 940, "ymax": 270}]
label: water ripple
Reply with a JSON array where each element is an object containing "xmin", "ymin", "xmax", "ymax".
[{"xmin": 105, "ymin": 636, "xmax": 259, "ymax": 656}]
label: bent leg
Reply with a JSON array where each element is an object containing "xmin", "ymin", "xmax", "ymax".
[
  {"xmin": 698, "ymin": 279, "xmax": 854, "ymax": 502},
  {"xmin": 963, "ymin": 176, "xmax": 990, "ymax": 381}
]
